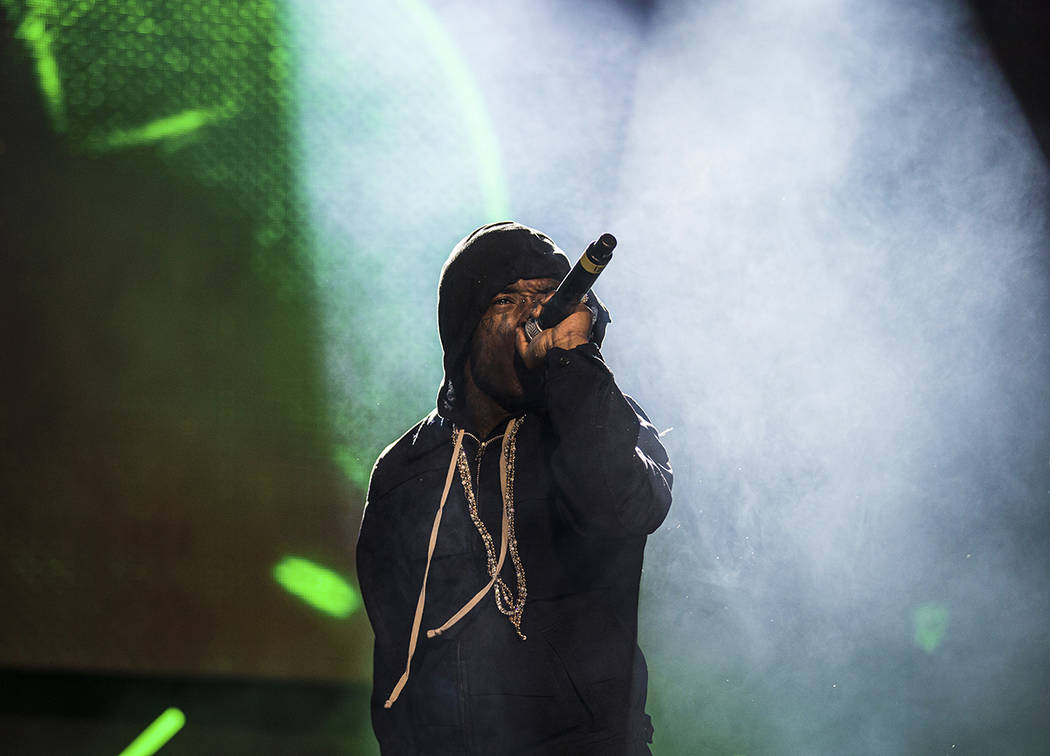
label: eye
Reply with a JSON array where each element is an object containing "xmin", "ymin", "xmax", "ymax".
[{"xmin": 492, "ymin": 295, "xmax": 515, "ymax": 306}]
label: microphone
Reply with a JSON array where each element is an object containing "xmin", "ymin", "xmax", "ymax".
[{"xmin": 525, "ymin": 233, "xmax": 616, "ymax": 342}]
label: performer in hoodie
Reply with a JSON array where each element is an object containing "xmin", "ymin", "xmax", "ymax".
[{"xmin": 357, "ymin": 222, "xmax": 673, "ymax": 755}]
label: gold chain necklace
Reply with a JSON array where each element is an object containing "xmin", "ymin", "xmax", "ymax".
[{"xmin": 455, "ymin": 417, "xmax": 528, "ymax": 640}]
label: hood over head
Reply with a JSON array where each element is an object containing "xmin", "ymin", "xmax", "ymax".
[{"xmin": 436, "ymin": 221, "xmax": 610, "ymax": 420}]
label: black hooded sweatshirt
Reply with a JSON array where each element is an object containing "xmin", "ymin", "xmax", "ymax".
[{"xmin": 357, "ymin": 223, "xmax": 673, "ymax": 755}]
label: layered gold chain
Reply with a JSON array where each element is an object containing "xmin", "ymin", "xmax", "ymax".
[{"xmin": 455, "ymin": 417, "xmax": 528, "ymax": 640}]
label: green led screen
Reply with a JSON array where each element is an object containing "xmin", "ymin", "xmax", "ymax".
[
  {"xmin": 0, "ymin": 0, "xmax": 505, "ymax": 681},
  {"xmin": 3, "ymin": 0, "xmax": 302, "ymax": 263}
]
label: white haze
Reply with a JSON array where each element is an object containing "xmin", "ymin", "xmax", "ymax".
[
  {"xmin": 297, "ymin": 0, "xmax": 1050, "ymax": 751},
  {"xmin": 601, "ymin": 0, "xmax": 1050, "ymax": 752}
]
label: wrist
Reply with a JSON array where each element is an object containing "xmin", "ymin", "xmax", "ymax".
[{"xmin": 551, "ymin": 332, "xmax": 590, "ymax": 351}]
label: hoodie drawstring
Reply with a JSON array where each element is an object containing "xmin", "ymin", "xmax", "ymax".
[
  {"xmin": 427, "ymin": 418, "xmax": 517, "ymax": 639},
  {"xmin": 383, "ymin": 429, "xmax": 465, "ymax": 709},
  {"xmin": 384, "ymin": 417, "xmax": 527, "ymax": 708}
]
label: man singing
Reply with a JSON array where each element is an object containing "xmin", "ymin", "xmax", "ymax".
[{"xmin": 357, "ymin": 221, "xmax": 673, "ymax": 755}]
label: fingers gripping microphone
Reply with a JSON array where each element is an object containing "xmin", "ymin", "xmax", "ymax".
[{"xmin": 525, "ymin": 233, "xmax": 616, "ymax": 342}]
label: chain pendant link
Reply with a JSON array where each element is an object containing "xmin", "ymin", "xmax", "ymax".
[{"xmin": 455, "ymin": 418, "xmax": 528, "ymax": 640}]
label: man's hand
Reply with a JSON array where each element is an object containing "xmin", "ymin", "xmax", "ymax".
[{"xmin": 516, "ymin": 302, "xmax": 596, "ymax": 370}]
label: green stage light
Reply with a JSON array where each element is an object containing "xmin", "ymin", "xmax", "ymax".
[
  {"xmin": 912, "ymin": 602, "xmax": 950, "ymax": 653},
  {"xmin": 273, "ymin": 556, "xmax": 362, "ymax": 618},
  {"xmin": 118, "ymin": 707, "xmax": 186, "ymax": 756},
  {"xmin": 290, "ymin": 0, "xmax": 511, "ymax": 484},
  {"xmin": 87, "ymin": 101, "xmax": 234, "ymax": 150},
  {"xmin": 11, "ymin": 2, "xmax": 66, "ymax": 130},
  {"xmin": 332, "ymin": 443, "xmax": 373, "ymax": 491},
  {"xmin": 393, "ymin": 0, "xmax": 508, "ymax": 221}
]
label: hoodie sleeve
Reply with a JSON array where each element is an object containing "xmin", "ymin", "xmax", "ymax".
[
  {"xmin": 542, "ymin": 342, "xmax": 673, "ymax": 535},
  {"xmin": 356, "ymin": 476, "xmax": 420, "ymax": 755}
]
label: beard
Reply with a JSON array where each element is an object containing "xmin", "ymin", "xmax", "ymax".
[{"xmin": 468, "ymin": 336, "xmax": 544, "ymax": 413}]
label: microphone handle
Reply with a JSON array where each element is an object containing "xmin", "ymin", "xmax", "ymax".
[{"xmin": 535, "ymin": 233, "xmax": 616, "ymax": 331}]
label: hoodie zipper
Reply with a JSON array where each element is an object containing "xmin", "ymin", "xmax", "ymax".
[{"xmin": 458, "ymin": 428, "xmax": 508, "ymax": 755}]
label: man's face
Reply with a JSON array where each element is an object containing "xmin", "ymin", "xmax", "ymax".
[{"xmin": 468, "ymin": 277, "xmax": 559, "ymax": 410}]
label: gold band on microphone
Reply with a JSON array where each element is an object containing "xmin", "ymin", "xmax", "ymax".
[{"xmin": 579, "ymin": 255, "xmax": 607, "ymax": 275}]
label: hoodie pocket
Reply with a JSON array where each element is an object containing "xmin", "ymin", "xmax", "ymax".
[
  {"xmin": 532, "ymin": 598, "xmax": 637, "ymax": 734},
  {"xmin": 460, "ymin": 619, "xmax": 591, "ymax": 753}
]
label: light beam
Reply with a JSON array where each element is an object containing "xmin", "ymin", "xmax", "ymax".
[{"xmin": 117, "ymin": 708, "xmax": 186, "ymax": 756}]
